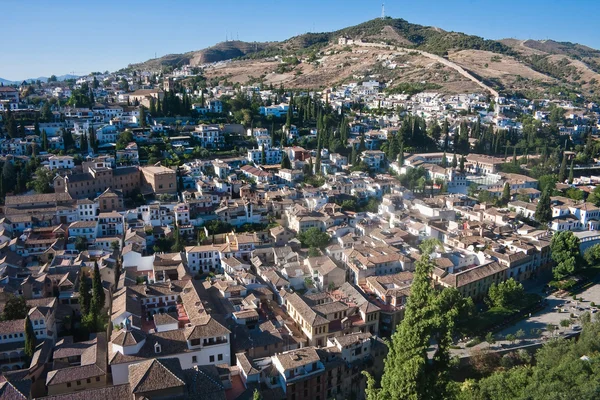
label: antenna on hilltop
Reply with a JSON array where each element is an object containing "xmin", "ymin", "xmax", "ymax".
[{"xmin": 381, "ymin": 2, "xmax": 385, "ymax": 19}]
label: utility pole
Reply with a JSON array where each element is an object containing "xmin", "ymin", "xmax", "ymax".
[{"xmin": 381, "ymin": 2, "xmax": 385, "ymax": 19}]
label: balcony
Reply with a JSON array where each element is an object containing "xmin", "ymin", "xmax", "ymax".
[{"xmin": 203, "ymin": 337, "xmax": 228, "ymax": 347}]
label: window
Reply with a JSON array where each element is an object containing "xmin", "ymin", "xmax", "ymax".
[
  {"xmin": 96, "ymin": 377, "xmax": 100, "ymax": 382},
  {"xmin": 67, "ymin": 383, "xmax": 71, "ymax": 388},
  {"xmin": 218, "ymin": 354, "xmax": 223, "ymax": 361},
  {"xmin": 76, "ymin": 380, "xmax": 81, "ymax": 386},
  {"xmin": 87, "ymin": 378, "xmax": 91, "ymax": 383},
  {"xmin": 210, "ymin": 355, "xmax": 215, "ymax": 362},
  {"xmin": 192, "ymin": 356, "xmax": 197, "ymax": 363}
]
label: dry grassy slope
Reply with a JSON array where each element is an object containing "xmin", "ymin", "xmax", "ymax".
[
  {"xmin": 448, "ymin": 49, "xmax": 556, "ymax": 92},
  {"xmin": 499, "ymin": 39, "xmax": 600, "ymax": 94},
  {"xmin": 546, "ymin": 55, "xmax": 600, "ymax": 88},
  {"xmin": 203, "ymin": 44, "xmax": 481, "ymax": 92}
]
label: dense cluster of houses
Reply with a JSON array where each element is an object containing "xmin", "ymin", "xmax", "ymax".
[{"xmin": 3, "ymin": 58, "xmax": 600, "ymax": 400}]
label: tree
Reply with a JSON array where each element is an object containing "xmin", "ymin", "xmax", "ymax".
[
  {"xmin": 297, "ymin": 227, "xmax": 330, "ymax": 249},
  {"xmin": 62, "ymin": 128, "xmax": 75, "ymax": 150},
  {"xmin": 171, "ymin": 225, "xmax": 184, "ymax": 252},
  {"xmin": 505, "ymin": 333, "xmax": 516, "ymax": 345},
  {"xmin": 584, "ymin": 243, "xmax": 600, "ymax": 267},
  {"xmin": 139, "ymin": 106, "xmax": 147, "ymax": 127},
  {"xmin": 281, "ymin": 152, "xmax": 292, "ymax": 169},
  {"xmin": 501, "ymin": 182, "xmax": 511, "ymax": 204},
  {"xmin": 440, "ymin": 151, "xmax": 448, "ymax": 168},
  {"xmin": 459, "ymin": 155, "xmax": 465, "ymax": 173},
  {"xmin": 26, "ymin": 167, "xmax": 53, "ymax": 194},
  {"xmin": 451, "ymin": 152, "xmax": 457, "ymax": 169},
  {"xmin": 41, "ymin": 129, "xmax": 48, "ymax": 151},
  {"xmin": 78, "ymin": 276, "xmax": 91, "ymax": 316},
  {"xmin": 515, "ymin": 329, "xmax": 525, "ymax": 341},
  {"xmin": 90, "ymin": 262, "xmax": 105, "ymax": 314},
  {"xmin": 587, "ymin": 186, "xmax": 600, "ymax": 206},
  {"xmin": 558, "ymin": 152, "xmax": 567, "ymax": 183},
  {"xmin": 2, "ymin": 295, "xmax": 29, "ymax": 320},
  {"xmin": 535, "ymin": 189, "xmax": 552, "ymax": 224},
  {"xmin": 24, "ymin": 316, "xmax": 36, "ymax": 359},
  {"xmin": 486, "ymin": 278, "xmax": 525, "ymax": 310},
  {"xmin": 365, "ymin": 240, "xmax": 472, "ymax": 400},
  {"xmin": 466, "ymin": 318, "xmax": 600, "ymax": 400},
  {"xmin": 2, "ymin": 161, "xmax": 17, "ymax": 192},
  {"xmin": 560, "ymin": 318, "xmax": 571, "ymax": 330},
  {"xmin": 485, "ymin": 332, "xmax": 496, "ymax": 348},
  {"xmin": 568, "ymin": 159, "xmax": 574, "ymax": 184},
  {"xmin": 74, "ymin": 236, "xmax": 88, "ymax": 252},
  {"xmin": 550, "ymin": 231, "xmax": 582, "ymax": 280}
]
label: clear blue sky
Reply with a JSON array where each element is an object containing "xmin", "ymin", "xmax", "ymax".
[{"xmin": 2, "ymin": 0, "xmax": 600, "ymax": 81}]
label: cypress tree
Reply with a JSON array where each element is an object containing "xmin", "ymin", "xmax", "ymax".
[
  {"xmin": 41, "ymin": 130, "xmax": 48, "ymax": 151},
  {"xmin": 281, "ymin": 152, "xmax": 292, "ymax": 169},
  {"xmin": 24, "ymin": 316, "xmax": 36, "ymax": 359},
  {"xmin": 451, "ymin": 152, "xmax": 457, "ymax": 169},
  {"xmin": 398, "ymin": 142, "xmax": 404, "ymax": 165},
  {"xmin": 536, "ymin": 189, "xmax": 552, "ymax": 224},
  {"xmin": 459, "ymin": 156, "xmax": 465, "ymax": 173},
  {"xmin": 351, "ymin": 145, "xmax": 357, "ymax": 165},
  {"xmin": 365, "ymin": 240, "xmax": 469, "ymax": 400},
  {"xmin": 79, "ymin": 275, "xmax": 91, "ymax": 316},
  {"xmin": 502, "ymin": 182, "xmax": 511, "ymax": 204},
  {"xmin": 512, "ymin": 146, "xmax": 518, "ymax": 165},
  {"xmin": 558, "ymin": 152, "xmax": 567, "ymax": 183},
  {"xmin": 568, "ymin": 159, "xmax": 574, "ymax": 184},
  {"xmin": 90, "ymin": 262, "xmax": 105, "ymax": 314},
  {"xmin": 440, "ymin": 151, "xmax": 448, "ymax": 168}
]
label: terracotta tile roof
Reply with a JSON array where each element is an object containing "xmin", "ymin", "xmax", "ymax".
[
  {"xmin": 38, "ymin": 384, "xmax": 131, "ymax": 400},
  {"xmin": 129, "ymin": 358, "xmax": 186, "ymax": 394}
]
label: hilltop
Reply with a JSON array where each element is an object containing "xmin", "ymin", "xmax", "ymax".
[{"xmin": 126, "ymin": 17, "xmax": 600, "ymax": 99}]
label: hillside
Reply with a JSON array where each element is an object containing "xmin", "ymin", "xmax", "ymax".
[{"xmin": 126, "ymin": 17, "xmax": 600, "ymax": 99}]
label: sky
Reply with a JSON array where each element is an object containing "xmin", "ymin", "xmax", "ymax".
[{"xmin": 2, "ymin": 0, "xmax": 600, "ymax": 81}]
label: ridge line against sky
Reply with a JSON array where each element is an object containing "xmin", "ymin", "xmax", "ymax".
[{"xmin": 2, "ymin": 0, "xmax": 600, "ymax": 80}]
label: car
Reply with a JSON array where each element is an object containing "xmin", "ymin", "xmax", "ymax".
[{"xmin": 572, "ymin": 325, "xmax": 582, "ymax": 331}]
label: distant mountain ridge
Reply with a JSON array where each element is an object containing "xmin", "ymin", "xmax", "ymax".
[{"xmin": 0, "ymin": 74, "xmax": 79, "ymax": 85}]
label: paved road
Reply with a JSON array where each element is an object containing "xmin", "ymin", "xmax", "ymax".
[{"xmin": 449, "ymin": 280, "xmax": 597, "ymax": 357}]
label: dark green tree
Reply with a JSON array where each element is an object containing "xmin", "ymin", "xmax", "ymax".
[
  {"xmin": 558, "ymin": 152, "xmax": 567, "ymax": 183},
  {"xmin": 281, "ymin": 152, "xmax": 292, "ymax": 169},
  {"xmin": 501, "ymin": 182, "xmax": 511, "ymax": 204},
  {"xmin": 550, "ymin": 231, "xmax": 582, "ymax": 280},
  {"xmin": 78, "ymin": 275, "xmax": 91, "ymax": 316},
  {"xmin": 297, "ymin": 227, "xmax": 330, "ymax": 248},
  {"xmin": 62, "ymin": 128, "xmax": 75, "ymax": 150},
  {"xmin": 139, "ymin": 106, "xmax": 147, "ymax": 127},
  {"xmin": 24, "ymin": 316, "xmax": 36, "ymax": 359},
  {"xmin": 440, "ymin": 151, "xmax": 448, "ymax": 168},
  {"xmin": 2, "ymin": 295, "xmax": 29, "ymax": 320},
  {"xmin": 171, "ymin": 225, "xmax": 185, "ymax": 252},
  {"xmin": 485, "ymin": 278, "xmax": 525, "ymax": 309},
  {"xmin": 2, "ymin": 161, "xmax": 16, "ymax": 192},
  {"xmin": 365, "ymin": 239, "xmax": 472, "ymax": 400},
  {"xmin": 41, "ymin": 130, "xmax": 48, "ymax": 151},
  {"xmin": 535, "ymin": 189, "xmax": 552, "ymax": 224},
  {"xmin": 90, "ymin": 262, "xmax": 105, "ymax": 314},
  {"xmin": 568, "ymin": 159, "xmax": 574, "ymax": 184}
]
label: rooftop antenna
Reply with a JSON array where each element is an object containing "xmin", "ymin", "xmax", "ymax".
[{"xmin": 381, "ymin": 2, "xmax": 385, "ymax": 19}]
